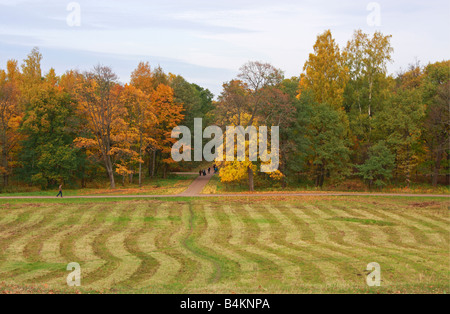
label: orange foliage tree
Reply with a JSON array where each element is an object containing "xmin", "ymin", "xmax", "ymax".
[
  {"xmin": 74, "ymin": 66, "xmax": 127, "ymax": 189},
  {"xmin": 0, "ymin": 60, "xmax": 23, "ymax": 186}
]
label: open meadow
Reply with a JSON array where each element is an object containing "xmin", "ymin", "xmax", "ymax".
[{"xmin": 0, "ymin": 196, "xmax": 448, "ymax": 294}]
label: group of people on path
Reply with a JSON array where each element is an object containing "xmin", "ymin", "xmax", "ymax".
[{"xmin": 199, "ymin": 164, "xmax": 219, "ymax": 177}]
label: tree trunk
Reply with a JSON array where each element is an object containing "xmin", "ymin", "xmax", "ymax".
[
  {"xmin": 319, "ymin": 164, "xmax": 325, "ymax": 188},
  {"xmin": 2, "ymin": 148, "xmax": 8, "ymax": 187},
  {"xmin": 432, "ymin": 149, "xmax": 443, "ymax": 187},
  {"xmin": 151, "ymin": 150, "xmax": 156, "ymax": 178},
  {"xmin": 248, "ymin": 166, "xmax": 254, "ymax": 192},
  {"xmin": 315, "ymin": 164, "xmax": 325, "ymax": 188},
  {"xmin": 105, "ymin": 156, "xmax": 116, "ymax": 189}
]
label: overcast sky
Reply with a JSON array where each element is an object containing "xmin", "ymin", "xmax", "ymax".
[{"xmin": 0, "ymin": 0, "xmax": 449, "ymax": 96}]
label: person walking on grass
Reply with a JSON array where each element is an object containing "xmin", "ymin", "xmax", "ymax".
[{"xmin": 56, "ymin": 184, "xmax": 63, "ymax": 198}]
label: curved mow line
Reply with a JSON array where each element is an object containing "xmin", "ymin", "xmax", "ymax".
[
  {"xmin": 287, "ymin": 204, "xmax": 367, "ymax": 281},
  {"xmin": 418, "ymin": 211, "xmax": 450, "ymax": 229},
  {"xmin": 0, "ymin": 206, "xmax": 72, "ymax": 283},
  {"xmin": 376, "ymin": 203, "xmax": 445, "ymax": 232},
  {"xmin": 243, "ymin": 204, "xmax": 304, "ymax": 283},
  {"xmin": 212, "ymin": 205, "xmax": 260, "ymax": 284},
  {"xmin": 182, "ymin": 203, "xmax": 219, "ymax": 286},
  {"xmin": 39, "ymin": 208, "xmax": 98, "ymax": 288},
  {"xmin": 285, "ymin": 204, "xmax": 365, "ymax": 283},
  {"xmin": 299, "ymin": 204, "xmax": 360, "ymax": 252},
  {"xmin": 72, "ymin": 207, "xmax": 119, "ymax": 287},
  {"xmin": 420, "ymin": 211, "xmax": 450, "ymax": 225},
  {"xmin": 221, "ymin": 205, "xmax": 280, "ymax": 286},
  {"xmin": 327, "ymin": 203, "xmax": 448, "ymax": 276},
  {"xmin": 136, "ymin": 204, "xmax": 182, "ymax": 289},
  {"xmin": 357, "ymin": 204, "xmax": 450, "ymax": 269},
  {"xmin": 89, "ymin": 206, "xmax": 145, "ymax": 290},
  {"xmin": 348, "ymin": 204, "xmax": 424, "ymax": 251},
  {"xmin": 0, "ymin": 206, "xmax": 35, "ymax": 227},
  {"xmin": 233, "ymin": 205, "xmax": 284, "ymax": 281},
  {"xmin": 355, "ymin": 204, "xmax": 439, "ymax": 249},
  {"xmin": 330, "ymin": 204, "xmax": 395, "ymax": 247},
  {"xmin": 0, "ymin": 205, "xmax": 54, "ymax": 242},
  {"xmin": 382, "ymin": 205, "xmax": 450, "ymax": 245},
  {"xmin": 0, "ymin": 205, "xmax": 60, "ymax": 275},
  {"xmin": 320, "ymin": 204, "xmax": 428, "ymax": 284},
  {"xmin": 120, "ymin": 203, "xmax": 160, "ymax": 289},
  {"xmin": 198, "ymin": 204, "xmax": 243, "ymax": 285},
  {"xmin": 264, "ymin": 204, "xmax": 343, "ymax": 284},
  {"xmin": 339, "ymin": 203, "xmax": 443, "ymax": 251},
  {"xmin": 18, "ymin": 207, "xmax": 87, "ymax": 285}
]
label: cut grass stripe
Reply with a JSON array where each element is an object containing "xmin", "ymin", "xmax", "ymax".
[
  {"xmin": 254, "ymin": 204, "xmax": 322, "ymax": 285},
  {"xmin": 18, "ymin": 207, "xmax": 86, "ymax": 284},
  {"xmin": 37, "ymin": 206, "xmax": 99, "ymax": 288},
  {"xmin": 136, "ymin": 204, "xmax": 185, "ymax": 291},
  {"xmin": 198, "ymin": 204, "xmax": 242, "ymax": 283},
  {"xmin": 71, "ymin": 207, "xmax": 119, "ymax": 287},
  {"xmin": 236, "ymin": 205, "xmax": 286, "ymax": 284},
  {"xmin": 220, "ymin": 205, "xmax": 284, "ymax": 289},
  {"xmin": 0, "ymin": 205, "xmax": 71, "ymax": 283},
  {"xmin": 207, "ymin": 204, "xmax": 259, "ymax": 289},
  {"xmin": 327, "ymin": 202, "xmax": 449, "ymax": 281},
  {"xmin": 89, "ymin": 205, "xmax": 145, "ymax": 289},
  {"xmin": 287, "ymin": 204, "xmax": 367, "ymax": 285},
  {"xmin": 181, "ymin": 203, "xmax": 216, "ymax": 288},
  {"xmin": 318, "ymin": 204, "xmax": 424, "ymax": 286},
  {"xmin": 119, "ymin": 202, "xmax": 160, "ymax": 289},
  {"xmin": 0, "ymin": 205, "xmax": 35, "ymax": 226}
]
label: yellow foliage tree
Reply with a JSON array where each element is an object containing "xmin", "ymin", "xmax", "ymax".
[{"xmin": 299, "ymin": 30, "xmax": 349, "ymax": 109}]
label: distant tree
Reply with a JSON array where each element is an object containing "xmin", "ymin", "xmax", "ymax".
[
  {"xmin": 375, "ymin": 84, "xmax": 425, "ymax": 186},
  {"xmin": 308, "ymin": 103, "xmax": 350, "ymax": 188},
  {"xmin": 148, "ymin": 84, "xmax": 184, "ymax": 178},
  {"xmin": 345, "ymin": 30, "xmax": 393, "ymax": 118},
  {"xmin": 299, "ymin": 30, "xmax": 349, "ymax": 110},
  {"xmin": 120, "ymin": 84, "xmax": 156, "ymax": 186},
  {"xmin": 420, "ymin": 61, "xmax": 450, "ymax": 186},
  {"xmin": 357, "ymin": 141, "xmax": 395, "ymax": 188},
  {"xmin": 74, "ymin": 65, "xmax": 126, "ymax": 189},
  {"xmin": 19, "ymin": 71, "xmax": 81, "ymax": 188},
  {"xmin": 0, "ymin": 60, "xmax": 23, "ymax": 186},
  {"xmin": 215, "ymin": 61, "xmax": 289, "ymax": 191},
  {"xmin": 20, "ymin": 47, "xmax": 43, "ymax": 105}
]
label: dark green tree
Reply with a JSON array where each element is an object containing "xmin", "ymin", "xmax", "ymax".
[
  {"xmin": 308, "ymin": 104, "xmax": 350, "ymax": 187},
  {"xmin": 18, "ymin": 72, "xmax": 83, "ymax": 188},
  {"xmin": 357, "ymin": 141, "xmax": 395, "ymax": 188}
]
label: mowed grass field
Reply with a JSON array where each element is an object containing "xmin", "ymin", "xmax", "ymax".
[{"xmin": 0, "ymin": 196, "xmax": 448, "ymax": 294}]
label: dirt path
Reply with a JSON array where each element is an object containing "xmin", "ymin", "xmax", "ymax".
[{"xmin": 179, "ymin": 173, "xmax": 214, "ymax": 196}]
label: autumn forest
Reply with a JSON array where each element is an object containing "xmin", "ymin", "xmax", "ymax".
[{"xmin": 0, "ymin": 29, "xmax": 448, "ymax": 192}]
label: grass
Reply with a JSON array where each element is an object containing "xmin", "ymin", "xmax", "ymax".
[
  {"xmin": 202, "ymin": 175, "xmax": 450, "ymax": 195},
  {"xmin": 0, "ymin": 175, "xmax": 197, "ymax": 197},
  {"xmin": 328, "ymin": 217, "xmax": 396, "ymax": 226},
  {"xmin": 0, "ymin": 196, "xmax": 448, "ymax": 294}
]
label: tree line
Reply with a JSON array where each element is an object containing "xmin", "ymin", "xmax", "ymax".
[
  {"xmin": 0, "ymin": 29, "xmax": 448, "ymax": 191},
  {"xmin": 0, "ymin": 48, "xmax": 213, "ymax": 189},
  {"xmin": 215, "ymin": 30, "xmax": 449, "ymax": 190}
]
